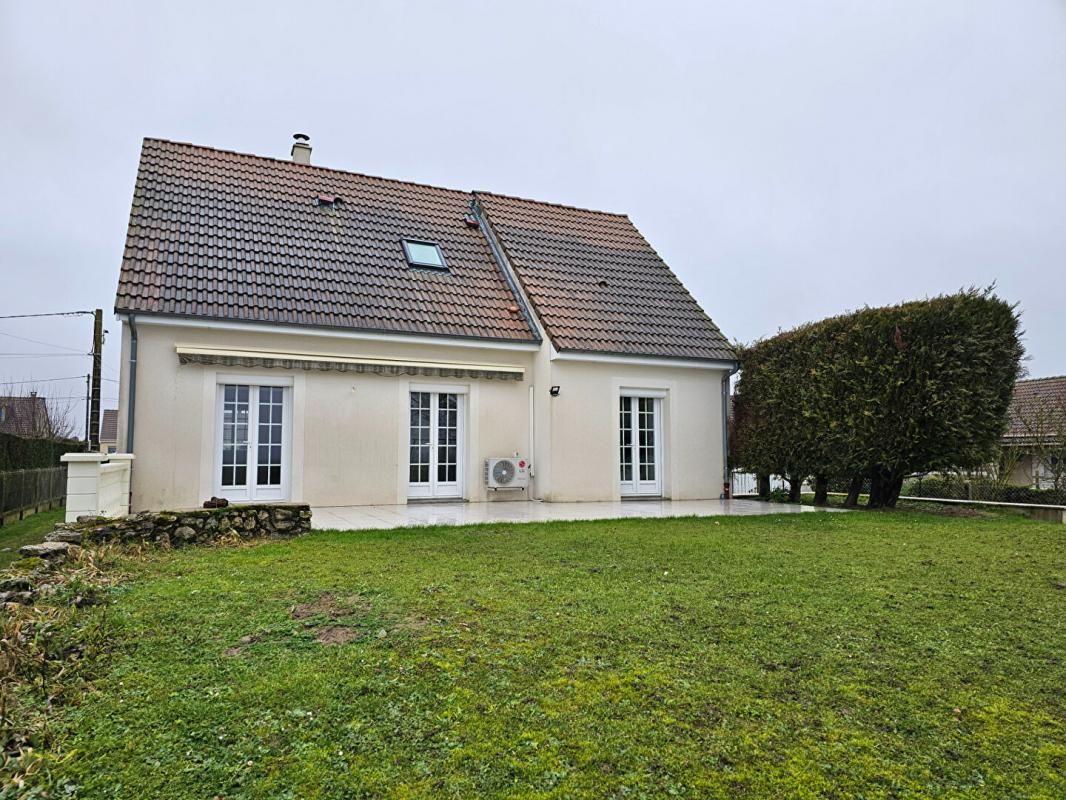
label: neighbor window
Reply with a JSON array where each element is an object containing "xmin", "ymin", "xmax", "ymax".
[{"xmin": 402, "ymin": 239, "xmax": 447, "ymax": 270}]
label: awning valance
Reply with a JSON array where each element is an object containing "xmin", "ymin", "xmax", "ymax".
[{"xmin": 175, "ymin": 345, "xmax": 525, "ymax": 381}]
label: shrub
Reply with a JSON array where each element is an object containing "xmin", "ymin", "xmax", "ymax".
[
  {"xmin": 733, "ymin": 289, "xmax": 1023, "ymax": 508},
  {"xmin": 0, "ymin": 432, "xmax": 82, "ymax": 471}
]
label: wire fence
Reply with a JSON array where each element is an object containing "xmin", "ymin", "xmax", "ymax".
[
  {"xmin": 0, "ymin": 466, "xmax": 66, "ymax": 525},
  {"xmin": 731, "ymin": 470, "xmax": 1066, "ymax": 507},
  {"xmin": 903, "ymin": 473, "xmax": 1066, "ymax": 507}
]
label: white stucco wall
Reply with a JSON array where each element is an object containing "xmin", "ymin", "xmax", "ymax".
[
  {"xmin": 117, "ymin": 319, "xmax": 729, "ymax": 510},
  {"xmin": 535, "ymin": 357, "xmax": 728, "ymax": 502}
]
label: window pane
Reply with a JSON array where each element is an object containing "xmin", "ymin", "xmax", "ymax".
[
  {"xmin": 404, "ymin": 240, "xmax": 445, "ymax": 267},
  {"xmin": 257, "ymin": 465, "xmax": 269, "ymax": 485}
]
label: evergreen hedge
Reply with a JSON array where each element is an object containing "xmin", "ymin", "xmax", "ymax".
[
  {"xmin": 0, "ymin": 431, "xmax": 84, "ymax": 472},
  {"xmin": 732, "ymin": 289, "xmax": 1023, "ymax": 508}
]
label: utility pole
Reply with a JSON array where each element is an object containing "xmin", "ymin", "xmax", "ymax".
[
  {"xmin": 89, "ymin": 309, "xmax": 103, "ymax": 450},
  {"xmin": 84, "ymin": 374, "xmax": 92, "ymax": 451}
]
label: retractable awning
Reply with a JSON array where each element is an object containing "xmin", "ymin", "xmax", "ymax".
[{"xmin": 175, "ymin": 345, "xmax": 525, "ymax": 381}]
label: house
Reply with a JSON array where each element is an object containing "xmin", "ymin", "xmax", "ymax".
[
  {"xmin": 98, "ymin": 409, "xmax": 118, "ymax": 454},
  {"xmin": 0, "ymin": 393, "xmax": 50, "ymax": 438},
  {"xmin": 113, "ymin": 136, "xmax": 736, "ymax": 510},
  {"xmin": 1004, "ymin": 375, "xmax": 1066, "ymax": 490}
]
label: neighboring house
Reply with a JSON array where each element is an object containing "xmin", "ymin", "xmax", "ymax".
[
  {"xmin": 99, "ymin": 409, "xmax": 118, "ymax": 454},
  {"xmin": 113, "ymin": 136, "xmax": 736, "ymax": 510},
  {"xmin": 0, "ymin": 392, "xmax": 50, "ymax": 438},
  {"xmin": 1003, "ymin": 376, "xmax": 1066, "ymax": 490}
]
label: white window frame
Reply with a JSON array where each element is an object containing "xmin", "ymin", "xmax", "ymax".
[
  {"xmin": 619, "ymin": 394, "xmax": 664, "ymax": 497},
  {"xmin": 407, "ymin": 387, "xmax": 466, "ymax": 500},
  {"xmin": 214, "ymin": 378, "xmax": 293, "ymax": 502}
]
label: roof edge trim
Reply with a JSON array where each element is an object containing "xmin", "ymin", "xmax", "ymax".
[{"xmin": 117, "ymin": 313, "xmax": 542, "ymax": 352}]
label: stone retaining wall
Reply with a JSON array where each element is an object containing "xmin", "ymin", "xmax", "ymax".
[
  {"xmin": 43, "ymin": 503, "xmax": 313, "ymax": 548},
  {"xmin": 3, "ymin": 504, "xmax": 313, "ymax": 604}
]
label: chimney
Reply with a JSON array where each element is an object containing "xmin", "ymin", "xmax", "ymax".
[{"xmin": 291, "ymin": 133, "xmax": 312, "ymax": 164}]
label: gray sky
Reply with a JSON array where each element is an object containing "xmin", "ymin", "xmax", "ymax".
[{"xmin": 2, "ymin": 1, "xmax": 1065, "ymax": 437}]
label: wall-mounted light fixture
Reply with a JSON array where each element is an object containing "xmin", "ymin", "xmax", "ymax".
[{"xmin": 549, "ymin": 385, "xmax": 561, "ymax": 397}]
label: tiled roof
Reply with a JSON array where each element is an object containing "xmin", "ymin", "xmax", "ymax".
[
  {"xmin": 0, "ymin": 396, "xmax": 48, "ymax": 438},
  {"xmin": 115, "ymin": 138, "xmax": 735, "ymax": 362},
  {"xmin": 115, "ymin": 139, "xmax": 538, "ymax": 343},
  {"xmin": 1005, "ymin": 375, "xmax": 1066, "ymax": 441},
  {"xmin": 100, "ymin": 409, "xmax": 119, "ymax": 444},
  {"xmin": 475, "ymin": 192, "xmax": 736, "ymax": 361}
]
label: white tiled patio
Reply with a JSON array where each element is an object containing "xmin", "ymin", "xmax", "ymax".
[{"xmin": 311, "ymin": 498, "xmax": 839, "ymax": 531}]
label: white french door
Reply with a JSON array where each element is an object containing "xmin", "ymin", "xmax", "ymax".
[
  {"xmin": 217, "ymin": 383, "xmax": 290, "ymax": 502},
  {"xmin": 619, "ymin": 395, "xmax": 663, "ymax": 497},
  {"xmin": 408, "ymin": 391, "xmax": 464, "ymax": 499}
]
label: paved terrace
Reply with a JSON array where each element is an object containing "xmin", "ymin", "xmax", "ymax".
[{"xmin": 311, "ymin": 498, "xmax": 839, "ymax": 531}]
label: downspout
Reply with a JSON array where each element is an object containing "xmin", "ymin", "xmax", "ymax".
[
  {"xmin": 721, "ymin": 362, "xmax": 740, "ymax": 498},
  {"xmin": 126, "ymin": 314, "xmax": 138, "ymax": 454}
]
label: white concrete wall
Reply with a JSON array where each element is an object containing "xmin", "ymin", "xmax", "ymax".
[
  {"xmin": 61, "ymin": 453, "xmax": 133, "ymax": 522},
  {"xmin": 120, "ymin": 321, "xmax": 536, "ymax": 510},
  {"xmin": 117, "ymin": 320, "xmax": 729, "ymax": 510},
  {"xmin": 534, "ymin": 357, "xmax": 728, "ymax": 501}
]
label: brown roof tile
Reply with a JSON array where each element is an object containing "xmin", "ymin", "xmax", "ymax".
[
  {"xmin": 1005, "ymin": 375, "xmax": 1066, "ymax": 441},
  {"xmin": 115, "ymin": 139, "xmax": 538, "ymax": 343},
  {"xmin": 0, "ymin": 395, "xmax": 49, "ymax": 438},
  {"xmin": 475, "ymin": 192, "xmax": 736, "ymax": 361},
  {"xmin": 115, "ymin": 139, "xmax": 735, "ymax": 361},
  {"xmin": 100, "ymin": 409, "xmax": 118, "ymax": 444}
]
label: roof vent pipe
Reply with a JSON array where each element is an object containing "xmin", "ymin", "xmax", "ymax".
[{"xmin": 291, "ymin": 133, "xmax": 312, "ymax": 164}]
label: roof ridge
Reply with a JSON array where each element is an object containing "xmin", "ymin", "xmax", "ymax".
[
  {"xmin": 142, "ymin": 137, "xmax": 475, "ymax": 198},
  {"xmin": 1018, "ymin": 375, "xmax": 1066, "ymax": 384},
  {"xmin": 142, "ymin": 138, "xmax": 631, "ymax": 222},
  {"xmin": 474, "ymin": 189, "xmax": 629, "ymax": 220}
]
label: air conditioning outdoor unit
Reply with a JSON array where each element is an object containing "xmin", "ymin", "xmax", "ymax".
[{"xmin": 485, "ymin": 456, "xmax": 529, "ymax": 490}]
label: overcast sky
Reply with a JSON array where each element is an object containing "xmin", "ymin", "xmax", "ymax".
[{"xmin": 2, "ymin": 1, "xmax": 1064, "ymax": 437}]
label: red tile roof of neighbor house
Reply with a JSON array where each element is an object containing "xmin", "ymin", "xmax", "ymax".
[
  {"xmin": 115, "ymin": 138, "xmax": 735, "ymax": 361},
  {"xmin": 1005, "ymin": 375, "xmax": 1066, "ymax": 441},
  {"xmin": 99, "ymin": 409, "xmax": 118, "ymax": 444},
  {"xmin": 0, "ymin": 395, "xmax": 49, "ymax": 438}
]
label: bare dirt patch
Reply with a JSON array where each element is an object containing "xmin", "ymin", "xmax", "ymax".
[
  {"xmin": 291, "ymin": 592, "xmax": 369, "ymax": 620},
  {"xmin": 315, "ymin": 625, "xmax": 361, "ymax": 645},
  {"xmin": 223, "ymin": 633, "xmax": 260, "ymax": 657}
]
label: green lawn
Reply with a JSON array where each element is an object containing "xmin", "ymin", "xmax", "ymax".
[
  {"xmin": 28, "ymin": 512, "xmax": 1066, "ymax": 798},
  {"xmin": 0, "ymin": 507, "xmax": 63, "ymax": 568}
]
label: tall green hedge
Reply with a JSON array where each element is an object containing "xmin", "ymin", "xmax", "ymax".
[
  {"xmin": 732, "ymin": 289, "xmax": 1023, "ymax": 507},
  {"xmin": 0, "ymin": 431, "xmax": 84, "ymax": 471}
]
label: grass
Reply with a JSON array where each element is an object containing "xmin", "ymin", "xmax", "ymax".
[
  {"xmin": 18, "ymin": 512, "xmax": 1066, "ymax": 798},
  {"xmin": 0, "ymin": 508, "xmax": 63, "ymax": 568}
]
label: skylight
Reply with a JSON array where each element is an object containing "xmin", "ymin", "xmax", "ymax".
[{"xmin": 402, "ymin": 239, "xmax": 447, "ymax": 270}]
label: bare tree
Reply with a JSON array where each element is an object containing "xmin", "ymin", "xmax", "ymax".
[
  {"xmin": 1018, "ymin": 393, "xmax": 1066, "ymax": 490},
  {"xmin": 0, "ymin": 383, "xmax": 81, "ymax": 442}
]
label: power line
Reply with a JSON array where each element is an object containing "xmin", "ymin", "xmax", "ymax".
[
  {"xmin": 0, "ymin": 311, "xmax": 94, "ymax": 320},
  {"xmin": 23, "ymin": 395, "xmax": 118, "ymax": 402},
  {"xmin": 0, "ymin": 329, "xmax": 88, "ymax": 353},
  {"xmin": 0, "ymin": 375, "xmax": 88, "ymax": 385},
  {"xmin": 0, "ymin": 353, "xmax": 89, "ymax": 358}
]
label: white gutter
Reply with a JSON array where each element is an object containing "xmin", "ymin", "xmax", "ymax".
[
  {"xmin": 117, "ymin": 314, "xmax": 541, "ymax": 352},
  {"xmin": 550, "ymin": 346, "xmax": 736, "ymax": 371}
]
